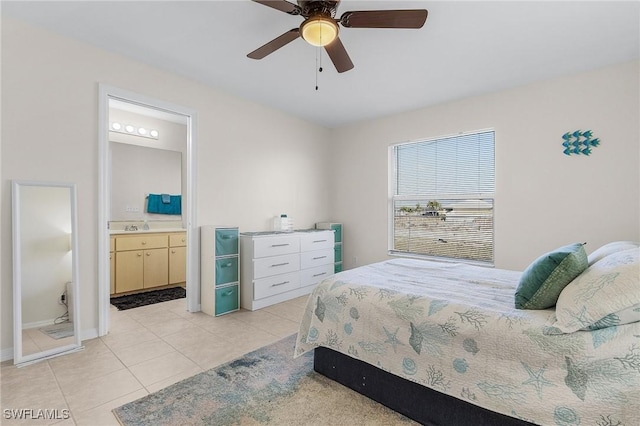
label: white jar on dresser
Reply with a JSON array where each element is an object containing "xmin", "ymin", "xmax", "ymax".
[{"xmin": 240, "ymin": 230, "xmax": 334, "ymax": 311}]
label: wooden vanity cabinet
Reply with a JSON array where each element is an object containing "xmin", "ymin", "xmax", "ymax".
[
  {"xmin": 112, "ymin": 231, "xmax": 186, "ymax": 295},
  {"xmin": 169, "ymin": 233, "xmax": 187, "ymax": 285},
  {"xmin": 110, "ymin": 237, "xmax": 116, "ymax": 294}
]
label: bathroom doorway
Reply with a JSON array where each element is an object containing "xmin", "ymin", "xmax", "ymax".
[{"xmin": 98, "ymin": 85, "xmax": 198, "ymax": 336}]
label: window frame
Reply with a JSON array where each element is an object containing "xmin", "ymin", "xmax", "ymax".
[{"xmin": 387, "ymin": 129, "xmax": 496, "ymax": 266}]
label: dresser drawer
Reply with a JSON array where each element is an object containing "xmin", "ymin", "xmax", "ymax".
[
  {"xmin": 300, "ymin": 248, "xmax": 334, "ymax": 270},
  {"xmin": 116, "ymin": 234, "xmax": 168, "ymax": 251},
  {"xmin": 253, "ymin": 235, "xmax": 300, "ymax": 258},
  {"xmin": 299, "ymin": 231, "xmax": 334, "ymax": 252},
  {"xmin": 254, "ymin": 272, "xmax": 300, "ymax": 300},
  {"xmin": 300, "ymin": 264, "xmax": 334, "ymax": 288},
  {"xmin": 253, "ymin": 253, "xmax": 300, "ymax": 279},
  {"xmin": 215, "ymin": 228, "xmax": 238, "ymax": 256},
  {"xmin": 169, "ymin": 232, "xmax": 187, "ymax": 247}
]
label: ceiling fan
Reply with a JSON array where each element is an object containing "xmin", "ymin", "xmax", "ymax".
[{"xmin": 247, "ymin": 0, "xmax": 428, "ymax": 73}]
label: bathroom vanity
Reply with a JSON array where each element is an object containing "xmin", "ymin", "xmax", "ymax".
[{"xmin": 110, "ymin": 229, "xmax": 186, "ymax": 295}]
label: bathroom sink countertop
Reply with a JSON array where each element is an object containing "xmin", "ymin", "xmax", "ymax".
[{"xmin": 109, "ymin": 228, "xmax": 186, "ymax": 235}]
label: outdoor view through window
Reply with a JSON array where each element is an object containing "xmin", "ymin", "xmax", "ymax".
[{"xmin": 390, "ymin": 130, "xmax": 495, "ymax": 263}]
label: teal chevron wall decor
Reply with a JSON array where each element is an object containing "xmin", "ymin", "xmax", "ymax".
[{"xmin": 562, "ymin": 130, "xmax": 600, "ymax": 156}]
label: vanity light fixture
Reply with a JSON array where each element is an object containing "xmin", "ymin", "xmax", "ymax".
[{"xmin": 109, "ymin": 122, "xmax": 159, "ymax": 140}]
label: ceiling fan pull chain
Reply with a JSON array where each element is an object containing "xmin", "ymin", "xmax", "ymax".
[{"xmin": 315, "ymin": 46, "xmax": 322, "ymax": 90}]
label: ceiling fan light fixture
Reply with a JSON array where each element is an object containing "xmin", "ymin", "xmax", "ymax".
[{"xmin": 301, "ymin": 17, "xmax": 338, "ymax": 47}]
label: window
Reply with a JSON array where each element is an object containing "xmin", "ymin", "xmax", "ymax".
[{"xmin": 389, "ymin": 130, "xmax": 495, "ymax": 264}]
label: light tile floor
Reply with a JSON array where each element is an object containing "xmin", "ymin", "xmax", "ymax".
[{"xmin": 1, "ymin": 296, "xmax": 308, "ymax": 425}]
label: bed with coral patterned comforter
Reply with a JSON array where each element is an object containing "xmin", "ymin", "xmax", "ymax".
[{"xmin": 294, "ymin": 258, "xmax": 640, "ymax": 426}]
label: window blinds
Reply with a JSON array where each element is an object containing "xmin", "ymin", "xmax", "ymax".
[{"xmin": 391, "ymin": 131, "xmax": 495, "ymax": 263}]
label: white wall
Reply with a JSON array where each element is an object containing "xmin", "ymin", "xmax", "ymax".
[
  {"xmin": 1, "ymin": 17, "xmax": 332, "ymax": 355},
  {"xmin": 329, "ymin": 60, "xmax": 640, "ymax": 271}
]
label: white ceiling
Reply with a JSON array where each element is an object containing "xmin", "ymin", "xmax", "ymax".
[{"xmin": 3, "ymin": 1, "xmax": 639, "ymax": 128}]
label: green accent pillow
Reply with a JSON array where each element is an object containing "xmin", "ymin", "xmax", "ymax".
[{"xmin": 515, "ymin": 243, "xmax": 588, "ymax": 310}]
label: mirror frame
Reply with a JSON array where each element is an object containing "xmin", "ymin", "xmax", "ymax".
[{"xmin": 12, "ymin": 180, "xmax": 83, "ymax": 366}]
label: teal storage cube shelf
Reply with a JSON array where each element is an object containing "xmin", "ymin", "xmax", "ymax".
[
  {"xmin": 201, "ymin": 226, "xmax": 240, "ymax": 316},
  {"xmin": 316, "ymin": 222, "xmax": 343, "ymax": 274}
]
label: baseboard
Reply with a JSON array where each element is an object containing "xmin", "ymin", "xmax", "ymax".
[
  {"xmin": 1, "ymin": 347, "xmax": 14, "ymax": 363},
  {"xmin": 81, "ymin": 327, "xmax": 99, "ymax": 341}
]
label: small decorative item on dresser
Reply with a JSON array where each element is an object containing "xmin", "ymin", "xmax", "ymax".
[
  {"xmin": 316, "ymin": 222, "xmax": 343, "ymax": 273},
  {"xmin": 200, "ymin": 226, "xmax": 240, "ymax": 316},
  {"xmin": 562, "ymin": 130, "xmax": 600, "ymax": 156}
]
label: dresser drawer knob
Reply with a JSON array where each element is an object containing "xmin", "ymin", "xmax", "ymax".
[
  {"xmin": 313, "ymin": 240, "xmax": 327, "ymax": 243},
  {"xmin": 271, "ymin": 243, "xmax": 290, "ymax": 247},
  {"xmin": 313, "ymin": 272, "xmax": 327, "ymax": 277},
  {"xmin": 271, "ymin": 281, "xmax": 290, "ymax": 287},
  {"xmin": 313, "ymin": 256, "xmax": 327, "ymax": 260},
  {"xmin": 271, "ymin": 262, "xmax": 289, "ymax": 267}
]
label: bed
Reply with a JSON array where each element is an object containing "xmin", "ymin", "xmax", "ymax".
[{"xmin": 294, "ymin": 244, "xmax": 640, "ymax": 426}]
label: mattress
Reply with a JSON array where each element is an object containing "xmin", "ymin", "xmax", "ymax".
[{"xmin": 294, "ymin": 258, "xmax": 640, "ymax": 425}]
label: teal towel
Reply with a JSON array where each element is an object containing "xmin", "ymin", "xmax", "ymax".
[{"xmin": 147, "ymin": 194, "xmax": 181, "ymax": 215}]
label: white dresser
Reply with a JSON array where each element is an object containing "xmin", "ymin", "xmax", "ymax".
[{"xmin": 240, "ymin": 230, "xmax": 334, "ymax": 310}]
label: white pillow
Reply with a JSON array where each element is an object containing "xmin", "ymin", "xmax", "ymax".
[
  {"xmin": 587, "ymin": 241, "xmax": 639, "ymax": 266},
  {"xmin": 550, "ymin": 247, "xmax": 640, "ymax": 333}
]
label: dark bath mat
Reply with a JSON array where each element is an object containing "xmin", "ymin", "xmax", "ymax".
[{"xmin": 110, "ymin": 287, "xmax": 185, "ymax": 311}]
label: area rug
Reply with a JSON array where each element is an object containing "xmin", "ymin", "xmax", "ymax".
[
  {"xmin": 38, "ymin": 322, "xmax": 74, "ymax": 339},
  {"xmin": 113, "ymin": 334, "xmax": 417, "ymax": 425},
  {"xmin": 110, "ymin": 287, "xmax": 185, "ymax": 311}
]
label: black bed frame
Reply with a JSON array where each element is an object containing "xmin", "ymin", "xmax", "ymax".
[{"xmin": 314, "ymin": 347, "xmax": 535, "ymax": 426}]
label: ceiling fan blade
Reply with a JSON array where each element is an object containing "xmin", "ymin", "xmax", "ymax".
[
  {"xmin": 340, "ymin": 9, "xmax": 428, "ymax": 29},
  {"xmin": 324, "ymin": 37, "xmax": 354, "ymax": 73},
  {"xmin": 252, "ymin": 0, "xmax": 301, "ymax": 15},
  {"xmin": 247, "ymin": 29, "xmax": 300, "ymax": 59}
]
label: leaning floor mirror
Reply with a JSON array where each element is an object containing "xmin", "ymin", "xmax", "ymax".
[{"xmin": 12, "ymin": 180, "xmax": 82, "ymax": 366}]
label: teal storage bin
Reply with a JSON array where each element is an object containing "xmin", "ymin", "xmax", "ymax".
[
  {"xmin": 334, "ymin": 244, "xmax": 343, "ymax": 262},
  {"xmin": 215, "ymin": 256, "xmax": 239, "ymax": 286},
  {"xmin": 215, "ymin": 285, "xmax": 239, "ymax": 315},
  {"xmin": 335, "ymin": 262, "xmax": 343, "ymax": 273},
  {"xmin": 215, "ymin": 229, "xmax": 238, "ymax": 256},
  {"xmin": 332, "ymin": 224, "xmax": 342, "ymax": 243}
]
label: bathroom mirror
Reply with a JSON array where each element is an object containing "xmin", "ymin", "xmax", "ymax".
[{"xmin": 12, "ymin": 180, "xmax": 82, "ymax": 366}]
